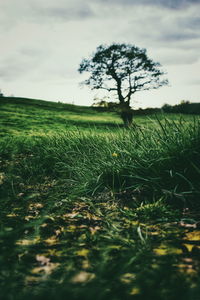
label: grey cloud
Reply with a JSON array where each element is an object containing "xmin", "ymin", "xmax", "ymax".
[
  {"xmin": 178, "ymin": 16, "xmax": 200, "ymax": 29},
  {"xmin": 0, "ymin": 0, "xmax": 94, "ymax": 30},
  {"xmin": 19, "ymin": 47, "xmax": 47, "ymax": 57},
  {"xmin": 111, "ymin": 3, "xmax": 200, "ymax": 66},
  {"xmin": 143, "ymin": 31, "xmax": 200, "ymax": 43},
  {"xmin": 164, "ymin": 33, "xmax": 199, "ymax": 42},
  {"xmin": 123, "ymin": 4, "xmax": 200, "ymax": 45},
  {"xmin": 156, "ymin": 49, "xmax": 199, "ymax": 65},
  {"xmin": 49, "ymin": 6, "xmax": 92, "ymax": 19},
  {"xmin": 30, "ymin": 3, "xmax": 93, "ymax": 22},
  {"xmin": 0, "ymin": 61, "xmax": 29, "ymax": 81},
  {"xmin": 0, "ymin": 48, "xmax": 47, "ymax": 81},
  {"xmin": 97, "ymin": 0, "xmax": 200, "ymax": 9},
  {"xmin": 93, "ymin": 0, "xmax": 200, "ymax": 47},
  {"xmin": 0, "ymin": 45, "xmax": 74, "ymax": 82}
]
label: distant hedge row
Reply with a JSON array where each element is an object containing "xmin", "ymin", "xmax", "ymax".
[
  {"xmin": 161, "ymin": 101, "xmax": 200, "ymax": 114},
  {"xmin": 94, "ymin": 101, "xmax": 200, "ymax": 115},
  {"xmin": 134, "ymin": 101, "xmax": 200, "ymax": 115}
]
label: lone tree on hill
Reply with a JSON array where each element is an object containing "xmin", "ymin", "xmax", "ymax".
[{"xmin": 79, "ymin": 43, "xmax": 168, "ymax": 126}]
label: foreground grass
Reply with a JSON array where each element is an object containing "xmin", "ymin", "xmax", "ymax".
[{"xmin": 1, "ymin": 115, "xmax": 200, "ymax": 299}]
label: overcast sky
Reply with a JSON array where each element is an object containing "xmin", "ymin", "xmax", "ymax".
[{"xmin": 0, "ymin": 0, "xmax": 199, "ymax": 108}]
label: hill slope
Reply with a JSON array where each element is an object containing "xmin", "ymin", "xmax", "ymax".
[{"xmin": 0, "ymin": 96, "xmax": 121, "ymax": 136}]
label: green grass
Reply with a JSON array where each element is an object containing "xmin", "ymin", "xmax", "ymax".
[
  {"xmin": 0, "ymin": 96, "xmax": 195, "ymax": 137},
  {"xmin": 1, "ymin": 97, "xmax": 200, "ymax": 300},
  {"xmin": 0, "ymin": 97, "xmax": 122, "ymax": 136}
]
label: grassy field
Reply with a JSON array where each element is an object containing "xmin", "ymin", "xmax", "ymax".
[
  {"xmin": 0, "ymin": 97, "xmax": 122, "ymax": 136},
  {"xmin": 1, "ymin": 97, "xmax": 200, "ymax": 300}
]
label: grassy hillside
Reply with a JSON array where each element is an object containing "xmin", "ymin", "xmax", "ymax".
[
  {"xmin": 0, "ymin": 96, "xmax": 195, "ymax": 137},
  {"xmin": 0, "ymin": 96, "xmax": 122, "ymax": 136},
  {"xmin": 1, "ymin": 96, "xmax": 200, "ymax": 300}
]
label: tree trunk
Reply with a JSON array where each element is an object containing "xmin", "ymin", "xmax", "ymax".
[
  {"xmin": 115, "ymin": 80, "xmax": 133, "ymax": 126},
  {"xmin": 119, "ymin": 103, "xmax": 133, "ymax": 127}
]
